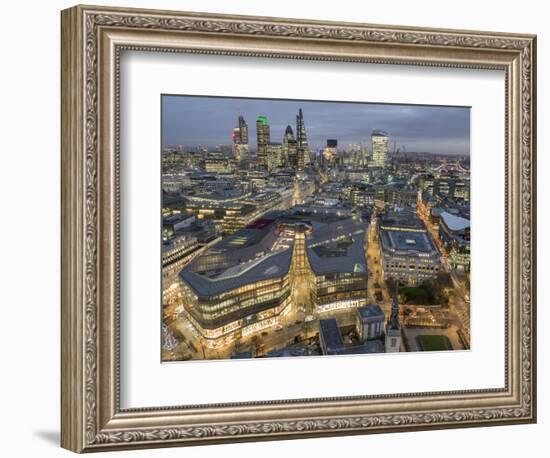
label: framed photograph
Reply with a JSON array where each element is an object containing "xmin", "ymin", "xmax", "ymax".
[{"xmin": 61, "ymin": 4, "xmax": 537, "ymax": 453}]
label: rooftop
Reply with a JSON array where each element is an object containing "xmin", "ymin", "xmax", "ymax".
[
  {"xmin": 380, "ymin": 229, "xmax": 438, "ymax": 254},
  {"xmin": 335, "ymin": 339, "xmax": 385, "ymax": 354},
  {"xmin": 357, "ymin": 304, "xmax": 385, "ymax": 320},
  {"xmin": 378, "ymin": 209, "xmax": 425, "ymax": 230},
  {"xmin": 179, "ymin": 210, "xmax": 368, "ymax": 296},
  {"xmin": 210, "ymin": 224, "xmax": 273, "ymax": 254},
  {"xmin": 163, "ymin": 213, "xmax": 195, "ymax": 225},
  {"xmin": 440, "ymin": 211, "xmax": 470, "ymax": 232},
  {"xmin": 180, "ymin": 249, "xmax": 292, "ymax": 297},
  {"xmin": 319, "ymin": 319, "xmax": 345, "ymax": 353},
  {"xmin": 378, "ymin": 209, "xmax": 439, "ymax": 256},
  {"xmin": 306, "ymin": 219, "xmax": 368, "ymax": 275}
]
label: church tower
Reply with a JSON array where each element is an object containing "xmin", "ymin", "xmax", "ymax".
[{"xmin": 385, "ymin": 291, "xmax": 402, "ymax": 352}]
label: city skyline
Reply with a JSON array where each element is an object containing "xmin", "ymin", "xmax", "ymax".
[
  {"xmin": 161, "ymin": 93, "xmax": 471, "ymax": 362},
  {"xmin": 162, "ymin": 95, "xmax": 470, "ymax": 155}
]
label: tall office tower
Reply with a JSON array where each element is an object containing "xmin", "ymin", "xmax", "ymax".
[
  {"xmin": 296, "ymin": 148, "xmax": 306, "ymax": 172},
  {"xmin": 385, "ymin": 293, "xmax": 402, "ymax": 352},
  {"xmin": 296, "ymin": 108, "xmax": 308, "ymax": 150},
  {"xmin": 256, "ymin": 115, "xmax": 270, "ymax": 169},
  {"xmin": 238, "ymin": 115, "xmax": 248, "ymax": 144},
  {"xmin": 234, "ymin": 143, "xmax": 250, "ymax": 163},
  {"xmin": 231, "ymin": 127, "xmax": 241, "ymax": 159},
  {"xmin": 283, "ymin": 125, "xmax": 297, "ymax": 168},
  {"xmin": 266, "ymin": 143, "xmax": 283, "ymax": 171},
  {"xmin": 296, "ymin": 108, "xmax": 309, "ymax": 171},
  {"xmin": 371, "ymin": 130, "xmax": 389, "ymax": 168},
  {"xmin": 348, "ymin": 143, "xmax": 368, "ymax": 168},
  {"xmin": 233, "ymin": 116, "xmax": 250, "ymax": 162},
  {"xmin": 360, "ymin": 146, "xmax": 369, "ymax": 168},
  {"xmin": 323, "ymin": 139, "xmax": 338, "ymax": 165}
]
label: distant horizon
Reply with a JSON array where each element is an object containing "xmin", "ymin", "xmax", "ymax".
[
  {"xmin": 162, "ymin": 145, "xmax": 470, "ymax": 159},
  {"xmin": 162, "ymin": 95, "xmax": 471, "ymax": 156}
]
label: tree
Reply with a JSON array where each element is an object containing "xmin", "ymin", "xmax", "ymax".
[
  {"xmin": 421, "ymin": 277, "xmax": 449, "ymax": 306},
  {"xmin": 251, "ymin": 335, "xmax": 262, "ymax": 357},
  {"xmin": 231, "ymin": 338, "xmax": 245, "ymax": 355},
  {"xmin": 385, "ymin": 276, "xmax": 399, "ymax": 295}
]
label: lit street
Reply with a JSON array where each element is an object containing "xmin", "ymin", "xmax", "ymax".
[{"xmin": 161, "ymin": 96, "xmax": 471, "ymax": 360}]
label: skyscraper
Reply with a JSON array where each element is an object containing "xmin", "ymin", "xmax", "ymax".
[
  {"xmin": 283, "ymin": 125, "xmax": 297, "ymax": 168},
  {"xmin": 232, "ymin": 127, "xmax": 240, "ymax": 145},
  {"xmin": 256, "ymin": 115, "xmax": 270, "ymax": 169},
  {"xmin": 296, "ymin": 109, "xmax": 309, "ymax": 171},
  {"xmin": 296, "ymin": 108, "xmax": 308, "ymax": 150},
  {"xmin": 238, "ymin": 115, "xmax": 248, "ymax": 144},
  {"xmin": 233, "ymin": 115, "xmax": 249, "ymax": 162},
  {"xmin": 232, "ymin": 127, "xmax": 240, "ymax": 160},
  {"xmin": 348, "ymin": 143, "xmax": 368, "ymax": 168},
  {"xmin": 322, "ymin": 139, "xmax": 338, "ymax": 166},
  {"xmin": 371, "ymin": 130, "xmax": 389, "ymax": 168}
]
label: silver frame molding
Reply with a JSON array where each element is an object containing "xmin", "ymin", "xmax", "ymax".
[{"xmin": 61, "ymin": 4, "xmax": 537, "ymax": 453}]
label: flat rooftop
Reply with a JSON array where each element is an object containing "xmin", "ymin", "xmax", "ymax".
[
  {"xmin": 357, "ymin": 304, "xmax": 385, "ymax": 320},
  {"xmin": 307, "ymin": 219, "xmax": 368, "ymax": 275},
  {"xmin": 209, "ymin": 226, "xmax": 272, "ymax": 254},
  {"xmin": 378, "ymin": 209, "xmax": 425, "ymax": 230},
  {"xmin": 335, "ymin": 339, "xmax": 385, "ymax": 354},
  {"xmin": 163, "ymin": 213, "xmax": 194, "ymax": 224},
  {"xmin": 319, "ymin": 318, "xmax": 345, "ymax": 353},
  {"xmin": 380, "ymin": 229, "xmax": 437, "ymax": 253}
]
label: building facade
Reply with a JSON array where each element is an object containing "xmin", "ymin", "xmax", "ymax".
[
  {"xmin": 233, "ymin": 115, "xmax": 250, "ymax": 162},
  {"xmin": 162, "ymin": 235, "xmax": 202, "ymax": 305},
  {"xmin": 180, "ymin": 246, "xmax": 293, "ymax": 349},
  {"xmin": 371, "ymin": 130, "xmax": 389, "ymax": 168},
  {"xmin": 439, "ymin": 211, "xmax": 471, "ymax": 272},
  {"xmin": 356, "ymin": 304, "xmax": 385, "ymax": 341},
  {"xmin": 378, "ymin": 209, "xmax": 441, "ymax": 285},
  {"xmin": 256, "ymin": 115, "xmax": 270, "ymax": 169},
  {"xmin": 296, "ymin": 108, "xmax": 309, "ymax": 171},
  {"xmin": 307, "ymin": 219, "xmax": 369, "ymax": 312}
]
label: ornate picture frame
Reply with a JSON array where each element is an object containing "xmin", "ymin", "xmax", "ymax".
[{"xmin": 61, "ymin": 4, "xmax": 536, "ymax": 453}]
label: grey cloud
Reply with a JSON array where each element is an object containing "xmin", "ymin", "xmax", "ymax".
[{"xmin": 162, "ymin": 95, "xmax": 470, "ymax": 155}]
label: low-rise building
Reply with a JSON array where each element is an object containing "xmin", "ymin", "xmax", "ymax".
[
  {"xmin": 356, "ymin": 304, "xmax": 385, "ymax": 341},
  {"xmin": 162, "ymin": 214, "xmax": 196, "ymax": 239},
  {"xmin": 162, "ymin": 234, "xmax": 202, "ymax": 305},
  {"xmin": 319, "ymin": 317, "xmax": 385, "ymax": 356},
  {"xmin": 319, "ymin": 318, "xmax": 345, "ymax": 355},
  {"xmin": 378, "ymin": 209, "xmax": 441, "ymax": 285},
  {"xmin": 204, "ymin": 152, "xmax": 235, "ymax": 174},
  {"xmin": 307, "ymin": 219, "xmax": 368, "ymax": 312},
  {"xmin": 439, "ymin": 211, "xmax": 471, "ymax": 272}
]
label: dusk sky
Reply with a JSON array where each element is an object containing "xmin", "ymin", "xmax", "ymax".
[{"xmin": 162, "ymin": 95, "xmax": 470, "ymax": 155}]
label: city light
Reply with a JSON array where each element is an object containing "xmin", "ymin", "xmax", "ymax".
[{"xmin": 161, "ymin": 96, "xmax": 471, "ymax": 362}]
